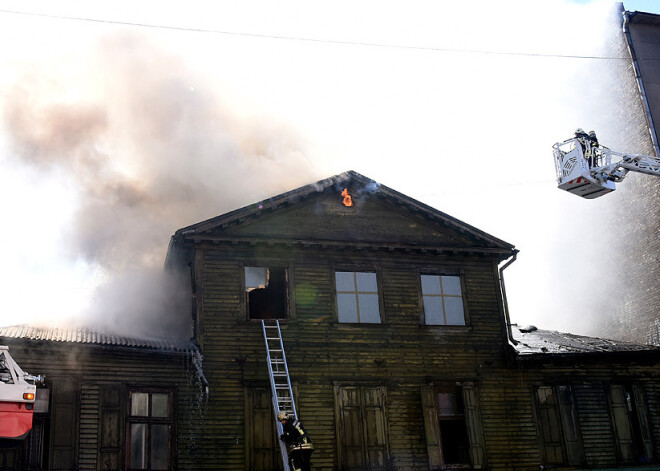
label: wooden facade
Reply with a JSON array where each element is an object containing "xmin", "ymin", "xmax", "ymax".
[
  {"xmin": 3, "ymin": 171, "xmax": 660, "ymax": 470},
  {"xmin": 0, "ymin": 335, "xmax": 203, "ymax": 471}
]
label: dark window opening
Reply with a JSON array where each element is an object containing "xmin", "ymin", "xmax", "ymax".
[
  {"xmin": 245, "ymin": 267, "xmax": 288, "ymax": 320},
  {"xmin": 436, "ymin": 388, "xmax": 470, "ymax": 466},
  {"xmin": 609, "ymin": 384, "xmax": 653, "ymax": 464}
]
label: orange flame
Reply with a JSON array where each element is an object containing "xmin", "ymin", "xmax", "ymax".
[{"xmin": 341, "ymin": 188, "xmax": 353, "ymax": 207}]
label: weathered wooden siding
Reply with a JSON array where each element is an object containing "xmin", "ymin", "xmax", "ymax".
[
  {"xmin": 192, "ymin": 239, "xmax": 660, "ymax": 471},
  {"xmin": 192, "ymin": 240, "xmax": 509, "ymax": 470},
  {"xmin": 0, "ymin": 341, "xmax": 201, "ymax": 471}
]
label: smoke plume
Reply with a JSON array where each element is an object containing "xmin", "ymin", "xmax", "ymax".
[{"xmin": 1, "ymin": 32, "xmax": 319, "ymax": 338}]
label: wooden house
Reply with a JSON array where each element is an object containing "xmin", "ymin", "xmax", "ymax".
[{"xmin": 2, "ymin": 170, "xmax": 660, "ymax": 470}]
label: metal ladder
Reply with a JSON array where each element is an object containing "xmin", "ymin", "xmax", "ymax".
[{"xmin": 261, "ymin": 320, "xmax": 298, "ymax": 471}]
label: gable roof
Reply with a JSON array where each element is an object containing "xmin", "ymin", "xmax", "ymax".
[{"xmin": 166, "ymin": 171, "xmax": 516, "ymax": 268}]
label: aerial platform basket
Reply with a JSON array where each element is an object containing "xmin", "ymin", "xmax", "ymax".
[{"xmin": 553, "ymin": 138, "xmax": 615, "ymax": 199}]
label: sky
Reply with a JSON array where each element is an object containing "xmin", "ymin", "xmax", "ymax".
[{"xmin": 0, "ymin": 0, "xmax": 656, "ymax": 338}]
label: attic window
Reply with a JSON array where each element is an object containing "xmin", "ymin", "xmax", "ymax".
[{"xmin": 245, "ymin": 266, "xmax": 289, "ymax": 320}]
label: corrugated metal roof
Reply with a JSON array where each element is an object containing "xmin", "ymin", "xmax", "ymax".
[
  {"xmin": 511, "ymin": 324, "xmax": 660, "ymax": 357},
  {"xmin": 0, "ymin": 325, "xmax": 192, "ymax": 352}
]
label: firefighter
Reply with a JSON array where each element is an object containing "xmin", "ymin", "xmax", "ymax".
[
  {"xmin": 278, "ymin": 411, "xmax": 314, "ymax": 471},
  {"xmin": 574, "ymin": 128, "xmax": 594, "ymax": 167},
  {"xmin": 587, "ymin": 130, "xmax": 600, "ymax": 167}
]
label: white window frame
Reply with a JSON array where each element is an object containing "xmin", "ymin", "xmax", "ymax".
[
  {"xmin": 420, "ymin": 273, "xmax": 467, "ymax": 326},
  {"xmin": 334, "ymin": 271, "xmax": 381, "ymax": 324}
]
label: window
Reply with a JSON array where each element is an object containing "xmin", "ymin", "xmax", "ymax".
[
  {"xmin": 534, "ymin": 385, "xmax": 584, "ymax": 466},
  {"xmin": 126, "ymin": 389, "xmax": 173, "ymax": 471},
  {"xmin": 420, "ymin": 274, "xmax": 465, "ymax": 325},
  {"xmin": 421, "ymin": 384, "xmax": 485, "ymax": 469},
  {"xmin": 609, "ymin": 384, "xmax": 653, "ymax": 464},
  {"xmin": 335, "ymin": 271, "xmax": 380, "ymax": 323},
  {"xmin": 245, "ymin": 266, "xmax": 289, "ymax": 320},
  {"xmin": 334, "ymin": 385, "xmax": 389, "ymax": 470}
]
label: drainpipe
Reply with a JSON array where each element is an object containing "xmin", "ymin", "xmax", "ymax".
[
  {"xmin": 498, "ymin": 250, "xmax": 519, "ymax": 355},
  {"xmin": 622, "ymin": 9, "xmax": 660, "ymax": 157}
]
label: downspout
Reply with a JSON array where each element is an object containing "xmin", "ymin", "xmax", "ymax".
[
  {"xmin": 498, "ymin": 250, "xmax": 519, "ymax": 358},
  {"xmin": 622, "ymin": 9, "xmax": 660, "ymax": 157}
]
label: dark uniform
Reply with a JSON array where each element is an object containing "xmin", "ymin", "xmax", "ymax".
[
  {"xmin": 574, "ymin": 128, "xmax": 594, "ymax": 167},
  {"xmin": 587, "ymin": 131, "xmax": 600, "ymax": 167},
  {"xmin": 280, "ymin": 417, "xmax": 314, "ymax": 471}
]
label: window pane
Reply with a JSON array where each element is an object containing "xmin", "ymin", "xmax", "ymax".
[
  {"xmin": 152, "ymin": 393, "xmax": 169, "ymax": 418},
  {"xmin": 130, "ymin": 423, "xmax": 148, "ymax": 469},
  {"xmin": 245, "ymin": 267, "xmax": 267, "ymax": 289},
  {"xmin": 337, "ymin": 293, "xmax": 358, "ymax": 323},
  {"xmin": 131, "ymin": 393, "xmax": 149, "ymax": 416},
  {"xmin": 356, "ymin": 272, "xmax": 377, "ymax": 292},
  {"xmin": 358, "ymin": 294, "xmax": 380, "ymax": 323},
  {"xmin": 437, "ymin": 392, "xmax": 457, "ymax": 416},
  {"xmin": 423, "ymin": 297, "xmax": 445, "ymax": 325},
  {"xmin": 336, "ymin": 272, "xmax": 356, "ymax": 292},
  {"xmin": 537, "ymin": 386, "xmax": 555, "ymax": 405},
  {"xmin": 151, "ymin": 425, "xmax": 170, "ymax": 470},
  {"xmin": 421, "ymin": 275, "xmax": 441, "ymax": 295},
  {"xmin": 442, "ymin": 276, "xmax": 462, "ymax": 296},
  {"xmin": 444, "ymin": 297, "xmax": 465, "ymax": 325}
]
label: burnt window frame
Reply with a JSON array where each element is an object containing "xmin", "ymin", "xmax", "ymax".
[
  {"xmin": 332, "ymin": 266, "xmax": 384, "ymax": 324},
  {"xmin": 418, "ymin": 269, "xmax": 470, "ymax": 326},
  {"xmin": 533, "ymin": 384, "xmax": 585, "ymax": 467},
  {"xmin": 242, "ymin": 264, "xmax": 291, "ymax": 321},
  {"xmin": 125, "ymin": 387, "xmax": 175, "ymax": 471}
]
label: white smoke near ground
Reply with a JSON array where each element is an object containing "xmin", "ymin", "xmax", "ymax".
[{"xmin": 0, "ymin": 0, "xmax": 655, "ymax": 339}]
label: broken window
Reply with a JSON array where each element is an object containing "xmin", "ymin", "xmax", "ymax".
[
  {"xmin": 335, "ymin": 271, "xmax": 381, "ymax": 323},
  {"xmin": 334, "ymin": 385, "xmax": 389, "ymax": 470},
  {"xmin": 126, "ymin": 389, "xmax": 173, "ymax": 471},
  {"xmin": 535, "ymin": 385, "xmax": 584, "ymax": 466},
  {"xmin": 245, "ymin": 266, "xmax": 289, "ymax": 320},
  {"xmin": 609, "ymin": 384, "xmax": 653, "ymax": 464},
  {"xmin": 420, "ymin": 274, "xmax": 466, "ymax": 325}
]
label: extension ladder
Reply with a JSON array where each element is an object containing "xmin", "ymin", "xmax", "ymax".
[{"xmin": 262, "ymin": 320, "xmax": 298, "ymax": 471}]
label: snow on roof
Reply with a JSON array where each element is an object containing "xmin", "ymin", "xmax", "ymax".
[
  {"xmin": 511, "ymin": 324, "xmax": 660, "ymax": 358},
  {"xmin": 0, "ymin": 325, "xmax": 192, "ymax": 353}
]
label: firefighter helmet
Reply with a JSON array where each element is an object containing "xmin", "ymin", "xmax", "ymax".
[{"xmin": 277, "ymin": 411, "xmax": 289, "ymax": 421}]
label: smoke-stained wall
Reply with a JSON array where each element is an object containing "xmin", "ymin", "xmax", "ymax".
[{"xmin": 597, "ymin": 11, "xmax": 660, "ymax": 345}]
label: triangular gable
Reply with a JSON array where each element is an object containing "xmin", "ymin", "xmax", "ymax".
[{"xmin": 167, "ymin": 171, "xmax": 515, "ymax": 265}]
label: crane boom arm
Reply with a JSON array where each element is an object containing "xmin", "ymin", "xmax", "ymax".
[{"xmin": 599, "ymin": 148, "xmax": 660, "ymax": 177}]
